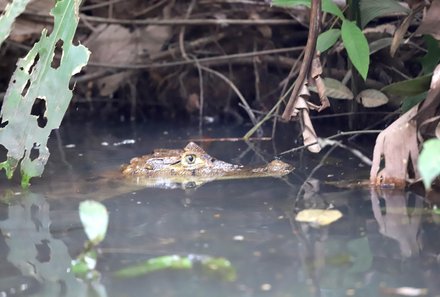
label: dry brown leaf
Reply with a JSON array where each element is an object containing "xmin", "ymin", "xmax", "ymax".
[
  {"xmin": 141, "ymin": 25, "xmax": 171, "ymax": 57},
  {"xmin": 356, "ymin": 89, "xmax": 389, "ymax": 108},
  {"xmin": 370, "ymin": 106, "xmax": 419, "ymax": 188},
  {"xmin": 390, "ymin": 8, "xmax": 417, "ymax": 57},
  {"xmin": 294, "ymin": 94, "xmax": 321, "ymax": 153},
  {"xmin": 415, "ymin": 0, "xmax": 440, "ymax": 40},
  {"xmin": 96, "ymin": 72, "xmax": 131, "ymax": 97},
  {"xmin": 414, "ymin": 63, "xmax": 440, "ymax": 138},
  {"xmin": 309, "ymin": 77, "xmax": 354, "ymax": 100},
  {"xmin": 436, "ymin": 122, "xmax": 440, "ymax": 138},
  {"xmin": 86, "ymin": 24, "xmax": 170, "ymax": 96}
]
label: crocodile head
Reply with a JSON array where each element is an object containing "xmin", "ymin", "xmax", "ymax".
[{"xmin": 121, "ymin": 142, "xmax": 293, "ymax": 188}]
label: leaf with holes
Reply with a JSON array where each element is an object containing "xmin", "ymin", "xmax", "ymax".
[
  {"xmin": 0, "ymin": 0, "xmax": 90, "ymax": 187},
  {"xmin": 0, "ymin": 0, "xmax": 32, "ymax": 46}
]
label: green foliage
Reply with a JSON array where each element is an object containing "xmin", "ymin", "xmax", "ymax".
[
  {"xmin": 272, "ymin": 0, "xmax": 344, "ymax": 19},
  {"xmin": 0, "ymin": 0, "xmax": 31, "ymax": 46},
  {"xmin": 273, "ymin": 0, "xmax": 370, "ymax": 80},
  {"xmin": 115, "ymin": 254, "xmax": 237, "ymax": 281},
  {"xmin": 72, "ymin": 201, "xmax": 108, "ymax": 279},
  {"xmin": 317, "ymin": 29, "xmax": 341, "ymax": 53},
  {"xmin": 341, "ymin": 20, "xmax": 370, "ymax": 80},
  {"xmin": 401, "ymin": 92, "xmax": 427, "ymax": 113},
  {"xmin": 0, "ymin": 0, "xmax": 90, "ymax": 187},
  {"xmin": 381, "ymin": 74, "xmax": 432, "ymax": 97},
  {"xmin": 418, "ymin": 139, "xmax": 440, "ymax": 189},
  {"xmin": 359, "ymin": 0, "xmax": 410, "ymax": 28},
  {"xmin": 419, "ymin": 36, "xmax": 440, "ymax": 74}
]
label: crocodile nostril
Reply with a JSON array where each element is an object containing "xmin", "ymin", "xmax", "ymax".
[{"xmin": 211, "ymin": 158, "xmax": 216, "ymax": 162}]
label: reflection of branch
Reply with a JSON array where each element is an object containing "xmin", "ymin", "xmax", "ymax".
[{"xmin": 370, "ymin": 189, "xmax": 422, "ymax": 257}]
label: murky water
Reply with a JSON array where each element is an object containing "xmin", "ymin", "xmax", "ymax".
[{"xmin": 0, "ymin": 122, "xmax": 439, "ymax": 297}]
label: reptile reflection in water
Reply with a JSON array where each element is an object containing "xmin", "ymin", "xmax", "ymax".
[{"xmin": 120, "ymin": 142, "xmax": 293, "ymax": 189}]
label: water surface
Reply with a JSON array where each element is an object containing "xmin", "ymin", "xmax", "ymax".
[{"xmin": 0, "ymin": 122, "xmax": 438, "ymax": 297}]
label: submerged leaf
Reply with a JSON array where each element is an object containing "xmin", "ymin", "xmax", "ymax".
[
  {"xmin": 295, "ymin": 209, "xmax": 343, "ymax": 226},
  {"xmin": 0, "ymin": 0, "xmax": 90, "ymax": 187},
  {"xmin": 115, "ymin": 254, "xmax": 236, "ymax": 281},
  {"xmin": 79, "ymin": 201, "xmax": 109, "ymax": 244}
]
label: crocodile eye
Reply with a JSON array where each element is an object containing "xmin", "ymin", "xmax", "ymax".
[{"xmin": 185, "ymin": 154, "xmax": 196, "ymax": 164}]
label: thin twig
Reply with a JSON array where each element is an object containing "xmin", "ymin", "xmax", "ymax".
[
  {"xmin": 280, "ymin": 130, "xmax": 382, "ymax": 155},
  {"xmin": 86, "ymin": 46, "xmax": 303, "ymax": 69},
  {"xmin": 281, "ymin": 0, "xmax": 321, "ymax": 120},
  {"xmin": 200, "ymin": 66, "xmax": 258, "ymax": 127}
]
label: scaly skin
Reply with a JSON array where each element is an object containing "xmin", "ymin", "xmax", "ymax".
[{"xmin": 121, "ymin": 142, "xmax": 293, "ymax": 188}]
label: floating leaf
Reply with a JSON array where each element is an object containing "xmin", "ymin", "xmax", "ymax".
[
  {"xmin": 317, "ymin": 29, "xmax": 341, "ymax": 53},
  {"xmin": 341, "ymin": 20, "xmax": 370, "ymax": 80},
  {"xmin": 79, "ymin": 201, "xmax": 109, "ymax": 244},
  {"xmin": 418, "ymin": 139, "xmax": 440, "ymax": 189},
  {"xmin": 309, "ymin": 77, "xmax": 354, "ymax": 99},
  {"xmin": 295, "ymin": 209, "xmax": 343, "ymax": 226},
  {"xmin": 360, "ymin": 0, "xmax": 410, "ymax": 28},
  {"xmin": 356, "ymin": 89, "xmax": 389, "ymax": 107},
  {"xmin": 0, "ymin": 0, "xmax": 90, "ymax": 187}
]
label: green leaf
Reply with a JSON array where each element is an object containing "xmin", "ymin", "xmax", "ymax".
[
  {"xmin": 418, "ymin": 139, "xmax": 440, "ymax": 189},
  {"xmin": 0, "ymin": 0, "xmax": 90, "ymax": 186},
  {"xmin": 360, "ymin": 0, "xmax": 410, "ymax": 28},
  {"xmin": 381, "ymin": 74, "xmax": 432, "ymax": 96},
  {"xmin": 369, "ymin": 37, "xmax": 393, "ymax": 55},
  {"xmin": 272, "ymin": 0, "xmax": 345, "ymax": 19},
  {"xmin": 0, "ymin": 0, "xmax": 31, "ymax": 46},
  {"xmin": 322, "ymin": 0, "xmax": 344, "ymax": 20},
  {"xmin": 317, "ymin": 29, "xmax": 341, "ymax": 53},
  {"xmin": 272, "ymin": 0, "xmax": 310, "ymax": 6},
  {"xmin": 419, "ymin": 35, "xmax": 440, "ymax": 75},
  {"xmin": 341, "ymin": 20, "xmax": 370, "ymax": 80},
  {"xmin": 79, "ymin": 201, "xmax": 109, "ymax": 244},
  {"xmin": 115, "ymin": 255, "xmax": 236, "ymax": 281},
  {"xmin": 401, "ymin": 91, "xmax": 427, "ymax": 113}
]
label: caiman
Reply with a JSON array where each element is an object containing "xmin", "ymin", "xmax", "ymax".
[
  {"xmin": 119, "ymin": 142, "xmax": 293, "ymax": 189},
  {"xmin": 22, "ymin": 142, "xmax": 293, "ymax": 200}
]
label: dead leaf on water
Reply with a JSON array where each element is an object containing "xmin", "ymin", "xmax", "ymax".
[{"xmin": 295, "ymin": 209, "xmax": 343, "ymax": 227}]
